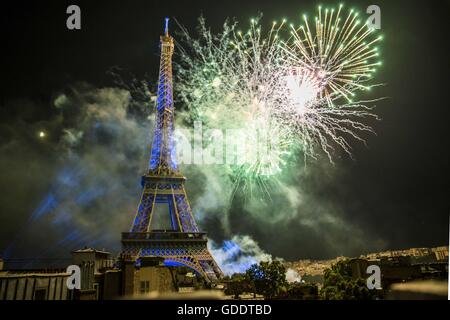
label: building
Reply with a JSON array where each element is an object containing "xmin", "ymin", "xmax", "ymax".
[
  {"xmin": 0, "ymin": 247, "xmax": 111, "ymax": 300},
  {"xmin": 124, "ymin": 256, "xmax": 202, "ymax": 298},
  {"xmin": 0, "ymin": 268, "xmax": 71, "ymax": 300},
  {"xmin": 364, "ymin": 246, "xmax": 449, "ymax": 260},
  {"xmin": 0, "ymin": 247, "xmax": 202, "ymax": 300},
  {"xmin": 432, "ymin": 246, "xmax": 449, "ymax": 261},
  {"xmin": 71, "ymin": 247, "xmax": 115, "ymax": 300},
  {"xmin": 348, "ymin": 254, "xmax": 448, "ymax": 297}
]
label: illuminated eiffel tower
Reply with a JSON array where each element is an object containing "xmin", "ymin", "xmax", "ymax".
[{"xmin": 121, "ymin": 19, "xmax": 223, "ymax": 282}]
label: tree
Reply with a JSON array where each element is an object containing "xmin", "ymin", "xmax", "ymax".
[
  {"xmin": 245, "ymin": 260, "xmax": 288, "ymax": 299},
  {"xmin": 282, "ymin": 282, "xmax": 319, "ymax": 300},
  {"xmin": 224, "ymin": 273, "xmax": 249, "ymax": 299},
  {"xmin": 321, "ymin": 260, "xmax": 377, "ymax": 300}
]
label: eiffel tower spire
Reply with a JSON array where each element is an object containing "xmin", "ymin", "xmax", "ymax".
[
  {"xmin": 121, "ymin": 19, "xmax": 223, "ymax": 282},
  {"xmin": 149, "ymin": 17, "xmax": 178, "ymax": 175}
]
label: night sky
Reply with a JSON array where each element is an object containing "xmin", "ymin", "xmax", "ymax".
[{"xmin": 0, "ymin": 0, "xmax": 449, "ymax": 263}]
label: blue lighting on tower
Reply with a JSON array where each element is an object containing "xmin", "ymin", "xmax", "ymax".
[{"xmin": 148, "ymin": 18, "xmax": 178, "ymax": 172}]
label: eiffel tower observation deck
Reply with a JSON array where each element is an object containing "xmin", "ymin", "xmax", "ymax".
[{"xmin": 121, "ymin": 18, "xmax": 223, "ymax": 282}]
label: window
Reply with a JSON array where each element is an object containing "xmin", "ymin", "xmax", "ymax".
[
  {"xmin": 34, "ymin": 289, "xmax": 47, "ymax": 300},
  {"xmin": 93, "ymin": 283, "xmax": 99, "ymax": 300},
  {"xmin": 140, "ymin": 281, "xmax": 150, "ymax": 294}
]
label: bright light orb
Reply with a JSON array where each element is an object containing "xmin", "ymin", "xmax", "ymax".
[
  {"xmin": 212, "ymin": 77, "xmax": 222, "ymax": 88},
  {"xmin": 285, "ymin": 68, "xmax": 321, "ymax": 116}
]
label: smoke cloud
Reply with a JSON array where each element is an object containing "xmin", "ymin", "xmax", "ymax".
[
  {"xmin": 208, "ymin": 235, "xmax": 272, "ymax": 275},
  {"xmin": 286, "ymin": 269, "xmax": 302, "ymax": 283},
  {"xmin": 0, "ymin": 83, "xmax": 151, "ymax": 261},
  {"xmin": 0, "ymin": 78, "xmax": 388, "ymax": 267}
]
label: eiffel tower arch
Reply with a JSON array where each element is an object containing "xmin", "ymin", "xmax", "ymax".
[{"xmin": 121, "ymin": 18, "xmax": 223, "ymax": 282}]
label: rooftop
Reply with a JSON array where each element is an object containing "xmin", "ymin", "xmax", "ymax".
[{"xmin": 72, "ymin": 247, "xmax": 111, "ymax": 255}]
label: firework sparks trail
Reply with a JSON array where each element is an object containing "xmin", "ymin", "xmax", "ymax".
[
  {"xmin": 285, "ymin": 5, "xmax": 383, "ymax": 104},
  {"xmin": 176, "ymin": 16, "xmax": 293, "ymax": 197},
  {"xmin": 275, "ymin": 4, "xmax": 384, "ymax": 160},
  {"xmin": 175, "ymin": 6, "xmax": 383, "ymax": 196}
]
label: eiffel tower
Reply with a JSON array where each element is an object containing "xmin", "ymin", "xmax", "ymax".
[{"xmin": 121, "ymin": 18, "xmax": 223, "ymax": 282}]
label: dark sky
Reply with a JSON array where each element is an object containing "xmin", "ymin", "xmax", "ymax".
[{"xmin": 0, "ymin": 0, "xmax": 449, "ymax": 262}]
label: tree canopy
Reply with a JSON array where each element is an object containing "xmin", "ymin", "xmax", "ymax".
[
  {"xmin": 321, "ymin": 260, "xmax": 378, "ymax": 300},
  {"xmin": 245, "ymin": 260, "xmax": 288, "ymax": 299}
]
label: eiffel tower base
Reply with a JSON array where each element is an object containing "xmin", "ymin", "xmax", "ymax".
[{"xmin": 121, "ymin": 231, "xmax": 223, "ymax": 282}]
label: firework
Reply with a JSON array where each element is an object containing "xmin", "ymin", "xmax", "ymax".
[
  {"xmin": 175, "ymin": 7, "xmax": 383, "ymax": 196},
  {"xmin": 283, "ymin": 4, "xmax": 382, "ymax": 106},
  {"xmin": 176, "ymin": 17, "xmax": 285, "ymax": 128},
  {"xmin": 271, "ymin": 5, "xmax": 383, "ymax": 159},
  {"xmin": 176, "ymin": 16, "xmax": 294, "ymax": 197}
]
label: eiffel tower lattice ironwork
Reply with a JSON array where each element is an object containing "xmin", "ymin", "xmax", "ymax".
[{"xmin": 121, "ymin": 18, "xmax": 223, "ymax": 282}]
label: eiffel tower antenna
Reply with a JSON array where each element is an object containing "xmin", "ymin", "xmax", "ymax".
[
  {"xmin": 164, "ymin": 17, "xmax": 169, "ymax": 36},
  {"xmin": 121, "ymin": 19, "xmax": 223, "ymax": 282}
]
